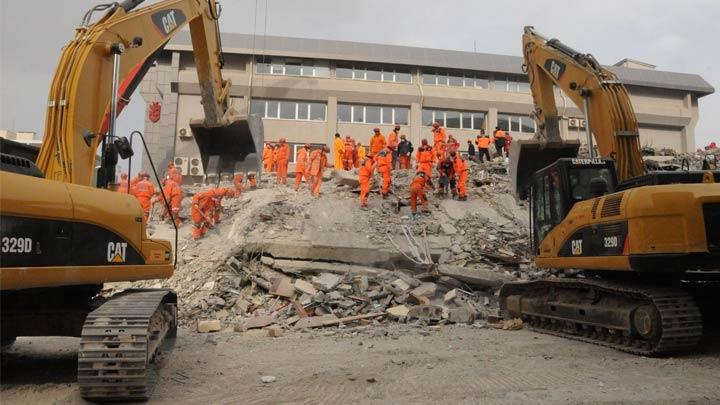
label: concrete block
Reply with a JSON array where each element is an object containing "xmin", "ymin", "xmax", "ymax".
[
  {"xmin": 294, "ymin": 279, "xmax": 317, "ymax": 296},
  {"xmin": 332, "ymin": 169, "xmax": 360, "ymax": 187},
  {"xmin": 243, "ymin": 315, "xmax": 275, "ymax": 330},
  {"xmin": 270, "ymin": 277, "xmax": 295, "ymax": 298},
  {"xmin": 391, "ymin": 278, "xmax": 411, "ymax": 292},
  {"xmin": 265, "ymin": 325, "xmax": 284, "ymax": 337},
  {"xmin": 438, "ymin": 265, "xmax": 514, "ymax": 288},
  {"xmin": 441, "ymin": 223, "xmax": 458, "ymax": 235},
  {"xmin": 312, "ymin": 273, "xmax": 341, "ymax": 291},
  {"xmin": 387, "ymin": 305, "xmax": 410, "ymax": 318},
  {"xmin": 448, "ymin": 307, "xmax": 475, "ymax": 325},
  {"xmin": 197, "ymin": 319, "xmax": 221, "ymax": 333},
  {"xmin": 294, "ymin": 314, "xmax": 339, "ymax": 329},
  {"xmin": 411, "ymin": 282, "xmax": 437, "ymax": 298},
  {"xmin": 443, "ymin": 289, "xmax": 458, "ymax": 304},
  {"xmin": 407, "ymin": 305, "xmax": 443, "ymax": 323}
]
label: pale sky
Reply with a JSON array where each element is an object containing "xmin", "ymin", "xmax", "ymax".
[{"xmin": 1, "ymin": 0, "xmax": 718, "ymax": 148}]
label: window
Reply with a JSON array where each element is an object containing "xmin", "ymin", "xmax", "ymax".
[
  {"xmin": 423, "ymin": 69, "xmax": 489, "ymax": 88},
  {"xmin": 495, "ymin": 74, "xmax": 531, "ymax": 92},
  {"xmin": 422, "ymin": 109, "xmax": 486, "ymax": 130},
  {"xmin": 423, "ymin": 70, "xmax": 437, "ymax": 85},
  {"xmin": 337, "ymin": 62, "xmax": 412, "ymax": 83},
  {"xmin": 338, "ymin": 104, "xmax": 410, "ymax": 125},
  {"xmin": 498, "ymin": 113, "xmax": 536, "ymax": 133},
  {"xmin": 250, "ymin": 99, "xmax": 327, "ymax": 121},
  {"xmin": 255, "ymin": 56, "xmax": 329, "ymax": 77}
]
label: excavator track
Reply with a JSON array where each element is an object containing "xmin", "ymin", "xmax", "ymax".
[
  {"xmin": 499, "ymin": 279, "xmax": 703, "ymax": 356},
  {"xmin": 78, "ymin": 289, "xmax": 177, "ymax": 402}
]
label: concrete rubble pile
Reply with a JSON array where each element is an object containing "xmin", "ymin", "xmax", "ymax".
[{"xmin": 133, "ymin": 157, "xmax": 545, "ymax": 334}]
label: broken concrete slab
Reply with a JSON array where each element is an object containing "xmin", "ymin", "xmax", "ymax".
[
  {"xmin": 438, "ymin": 265, "xmax": 514, "ymax": 288},
  {"xmin": 411, "ymin": 282, "xmax": 437, "ymax": 298},
  {"xmin": 197, "ymin": 319, "xmax": 221, "ymax": 333},
  {"xmin": 332, "ymin": 169, "xmax": 360, "ymax": 187},
  {"xmin": 391, "ymin": 278, "xmax": 411, "ymax": 292},
  {"xmin": 294, "ymin": 314, "xmax": 339, "ymax": 329},
  {"xmin": 265, "ymin": 325, "xmax": 284, "ymax": 337},
  {"xmin": 407, "ymin": 305, "xmax": 443, "ymax": 323},
  {"xmin": 448, "ymin": 307, "xmax": 475, "ymax": 325},
  {"xmin": 312, "ymin": 273, "xmax": 341, "ymax": 291},
  {"xmin": 270, "ymin": 277, "xmax": 295, "ymax": 298},
  {"xmin": 387, "ymin": 305, "xmax": 410, "ymax": 318},
  {"xmin": 443, "ymin": 289, "xmax": 458, "ymax": 304},
  {"xmin": 243, "ymin": 315, "xmax": 276, "ymax": 330},
  {"xmin": 245, "ymin": 241, "xmax": 396, "ymax": 268},
  {"xmin": 271, "ymin": 259, "xmax": 387, "ymax": 277},
  {"xmin": 392, "ymin": 270, "xmax": 421, "ymax": 288},
  {"xmin": 294, "ymin": 278, "xmax": 317, "ymax": 296},
  {"xmin": 441, "ymin": 223, "xmax": 458, "ymax": 235}
]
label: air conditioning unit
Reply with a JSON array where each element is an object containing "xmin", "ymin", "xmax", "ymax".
[
  {"xmin": 178, "ymin": 127, "xmax": 191, "ymax": 139},
  {"xmin": 568, "ymin": 118, "xmax": 578, "ymax": 128},
  {"xmin": 189, "ymin": 156, "xmax": 204, "ymax": 176},
  {"xmin": 173, "ymin": 157, "xmax": 189, "ymax": 175}
]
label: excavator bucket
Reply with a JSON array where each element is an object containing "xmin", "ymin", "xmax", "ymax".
[
  {"xmin": 190, "ymin": 115, "xmax": 264, "ymax": 182},
  {"xmin": 509, "ymin": 139, "xmax": 580, "ymax": 200}
]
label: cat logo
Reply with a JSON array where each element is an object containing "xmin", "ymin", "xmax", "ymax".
[
  {"xmin": 571, "ymin": 239, "xmax": 583, "ymax": 256},
  {"xmin": 151, "ymin": 9, "xmax": 187, "ymax": 38},
  {"xmin": 107, "ymin": 242, "xmax": 128, "ymax": 263},
  {"xmin": 544, "ymin": 58, "xmax": 566, "ymax": 81}
]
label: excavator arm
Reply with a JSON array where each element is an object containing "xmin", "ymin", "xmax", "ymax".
[
  {"xmin": 512, "ymin": 26, "xmax": 645, "ymax": 197},
  {"xmin": 36, "ymin": 0, "xmax": 258, "ymax": 186}
]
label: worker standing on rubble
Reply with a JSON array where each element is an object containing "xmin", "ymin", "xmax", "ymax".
[
  {"xmin": 397, "ymin": 134, "xmax": 413, "ymax": 169},
  {"xmin": 504, "ymin": 132, "xmax": 513, "ymax": 157},
  {"xmin": 451, "ymin": 151, "xmax": 468, "ymax": 201},
  {"xmin": 477, "ymin": 133, "xmax": 492, "ymax": 163},
  {"xmin": 129, "ymin": 170, "xmax": 146, "ymax": 195},
  {"xmin": 333, "ymin": 133, "xmax": 345, "ymax": 170},
  {"xmin": 431, "ymin": 122, "xmax": 447, "ymax": 160},
  {"xmin": 357, "ymin": 142, "xmax": 366, "ymax": 162},
  {"xmin": 410, "ymin": 170, "xmax": 433, "ymax": 217},
  {"xmin": 370, "ymin": 128, "xmax": 386, "ymax": 156},
  {"xmin": 447, "ymin": 134, "xmax": 460, "ymax": 155},
  {"xmin": 358, "ymin": 153, "xmax": 375, "ymax": 208},
  {"xmin": 437, "ymin": 156, "xmax": 456, "ymax": 198},
  {"xmin": 263, "ymin": 142, "xmax": 274, "ymax": 172},
  {"xmin": 493, "ymin": 126, "xmax": 507, "ymax": 158},
  {"xmin": 467, "ymin": 140, "xmax": 476, "ymax": 161},
  {"xmin": 434, "ymin": 140, "xmax": 447, "ymax": 163},
  {"xmin": 376, "ymin": 145, "xmax": 394, "ymax": 198},
  {"xmin": 388, "ymin": 124, "xmax": 401, "ymax": 169},
  {"xmin": 247, "ymin": 172, "xmax": 257, "ymax": 189},
  {"xmin": 233, "ymin": 171, "xmax": 244, "ymax": 193},
  {"xmin": 343, "ymin": 136, "xmax": 355, "ymax": 170},
  {"xmin": 117, "ymin": 172, "xmax": 129, "ymax": 193},
  {"xmin": 191, "ymin": 189, "xmax": 215, "ymax": 240},
  {"xmin": 167, "ymin": 161, "xmax": 183, "ymax": 185},
  {"xmin": 211, "ymin": 187, "xmax": 236, "ymax": 224},
  {"xmin": 275, "ymin": 138, "xmax": 290, "ymax": 185},
  {"xmin": 309, "ymin": 145, "xmax": 331, "ymax": 197},
  {"xmin": 294, "ymin": 143, "xmax": 311, "ymax": 191},
  {"xmin": 155, "ymin": 177, "xmax": 183, "ymax": 226},
  {"xmin": 133, "ymin": 173, "xmax": 156, "ymax": 221},
  {"xmin": 417, "ymin": 139, "xmax": 434, "ymax": 178}
]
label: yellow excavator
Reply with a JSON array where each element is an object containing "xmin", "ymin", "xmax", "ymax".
[
  {"xmin": 0, "ymin": 0, "xmax": 260, "ymax": 400},
  {"xmin": 500, "ymin": 27, "xmax": 720, "ymax": 355}
]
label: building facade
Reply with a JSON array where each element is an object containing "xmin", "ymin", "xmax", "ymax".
[{"xmin": 139, "ymin": 32, "xmax": 714, "ymax": 177}]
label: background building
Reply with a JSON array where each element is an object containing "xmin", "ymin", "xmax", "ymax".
[{"xmin": 139, "ymin": 32, "xmax": 714, "ymax": 177}]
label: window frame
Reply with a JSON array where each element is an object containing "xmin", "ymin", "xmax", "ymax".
[
  {"xmin": 498, "ymin": 113, "xmax": 537, "ymax": 133},
  {"xmin": 250, "ymin": 99, "xmax": 327, "ymax": 122},
  {"xmin": 337, "ymin": 104, "xmax": 410, "ymax": 125},
  {"xmin": 422, "ymin": 109, "xmax": 487, "ymax": 130}
]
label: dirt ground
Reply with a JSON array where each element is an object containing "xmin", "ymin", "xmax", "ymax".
[{"xmin": 2, "ymin": 326, "xmax": 719, "ymax": 404}]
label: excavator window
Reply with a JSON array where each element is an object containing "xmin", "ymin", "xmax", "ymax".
[
  {"xmin": 568, "ymin": 167, "xmax": 615, "ymax": 204},
  {"xmin": 531, "ymin": 166, "xmax": 565, "ymax": 252}
]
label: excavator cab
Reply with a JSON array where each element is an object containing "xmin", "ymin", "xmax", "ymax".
[
  {"xmin": 510, "ymin": 138, "xmax": 581, "ymax": 200},
  {"xmin": 190, "ymin": 114, "xmax": 264, "ymax": 182},
  {"xmin": 529, "ymin": 158, "xmax": 617, "ymax": 253}
]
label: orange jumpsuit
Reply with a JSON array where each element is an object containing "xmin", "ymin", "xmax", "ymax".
[
  {"xmin": 358, "ymin": 156, "xmax": 374, "ymax": 207},
  {"xmin": 447, "ymin": 138, "xmax": 460, "ymax": 155},
  {"xmin": 263, "ymin": 145, "xmax": 274, "ymax": 172},
  {"xmin": 275, "ymin": 143, "xmax": 290, "ymax": 184},
  {"xmin": 410, "ymin": 172, "xmax": 431, "ymax": 214},
  {"xmin": 309, "ymin": 150, "xmax": 329, "ymax": 196},
  {"xmin": 433, "ymin": 140, "xmax": 447, "ymax": 163},
  {"xmin": 432, "ymin": 127, "xmax": 447, "ymax": 146},
  {"xmin": 453, "ymin": 155, "xmax": 468, "ymax": 199},
  {"xmin": 129, "ymin": 175, "xmax": 142, "ymax": 196},
  {"xmin": 168, "ymin": 165, "xmax": 183, "ymax": 185},
  {"xmin": 133, "ymin": 179, "xmax": 156, "ymax": 221},
  {"xmin": 272, "ymin": 148, "xmax": 279, "ymax": 172},
  {"xmin": 233, "ymin": 173, "xmax": 244, "ymax": 193},
  {"xmin": 416, "ymin": 146, "xmax": 434, "ymax": 178},
  {"xmin": 387, "ymin": 130, "xmax": 399, "ymax": 149},
  {"xmin": 248, "ymin": 174, "xmax": 257, "ymax": 189},
  {"xmin": 376, "ymin": 148, "xmax": 392, "ymax": 197},
  {"xmin": 211, "ymin": 187, "xmax": 236, "ymax": 224},
  {"xmin": 191, "ymin": 190, "xmax": 215, "ymax": 240},
  {"xmin": 343, "ymin": 138, "xmax": 355, "ymax": 170},
  {"xmin": 160, "ymin": 179, "xmax": 183, "ymax": 226},
  {"xmin": 370, "ymin": 134, "xmax": 386, "ymax": 156},
  {"xmin": 117, "ymin": 179, "xmax": 129, "ymax": 194},
  {"xmin": 294, "ymin": 147, "xmax": 309, "ymax": 191},
  {"xmin": 357, "ymin": 145, "xmax": 366, "ymax": 164},
  {"xmin": 333, "ymin": 137, "xmax": 345, "ymax": 170}
]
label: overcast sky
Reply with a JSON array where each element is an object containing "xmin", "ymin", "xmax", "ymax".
[{"xmin": 1, "ymin": 0, "xmax": 718, "ymax": 148}]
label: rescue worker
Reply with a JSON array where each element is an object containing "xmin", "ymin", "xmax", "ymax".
[
  {"xmin": 504, "ymin": 132, "xmax": 513, "ymax": 156},
  {"xmin": 467, "ymin": 140, "xmax": 476, "ymax": 161},
  {"xmin": 130, "ymin": 170, "xmax": 146, "ymax": 195},
  {"xmin": 117, "ymin": 172, "xmax": 129, "ymax": 193},
  {"xmin": 446, "ymin": 134, "xmax": 460, "ymax": 155},
  {"xmin": 477, "ymin": 133, "xmax": 492, "ymax": 163},
  {"xmin": 376, "ymin": 145, "xmax": 394, "ymax": 198},
  {"xmin": 416, "ymin": 139, "xmax": 434, "ymax": 178},
  {"xmin": 333, "ymin": 133, "xmax": 345, "ymax": 170},
  {"xmin": 191, "ymin": 189, "xmax": 215, "ymax": 240},
  {"xmin": 343, "ymin": 136, "xmax": 355, "ymax": 170},
  {"xmin": 133, "ymin": 173, "xmax": 156, "ymax": 221},
  {"xmin": 156, "ymin": 177, "xmax": 183, "ymax": 226},
  {"xmin": 397, "ymin": 134, "xmax": 413, "ymax": 170},
  {"xmin": 369, "ymin": 128, "xmax": 386, "ymax": 156},
  {"xmin": 167, "ymin": 161, "xmax": 183, "ymax": 185},
  {"xmin": 387, "ymin": 124, "xmax": 400, "ymax": 169},
  {"xmin": 431, "ymin": 122, "xmax": 447, "ymax": 147},
  {"xmin": 357, "ymin": 142, "xmax": 366, "ymax": 162},
  {"xmin": 263, "ymin": 143, "xmax": 274, "ymax": 172},
  {"xmin": 211, "ymin": 187, "xmax": 236, "ymax": 224},
  {"xmin": 275, "ymin": 138, "xmax": 290, "ymax": 184},
  {"xmin": 272, "ymin": 142, "xmax": 279, "ymax": 172},
  {"xmin": 309, "ymin": 145, "xmax": 331, "ymax": 197},
  {"xmin": 434, "ymin": 140, "xmax": 447, "ymax": 163},
  {"xmin": 410, "ymin": 170, "xmax": 433, "ymax": 217},
  {"xmin": 233, "ymin": 171, "xmax": 245, "ymax": 193},
  {"xmin": 294, "ymin": 143, "xmax": 311, "ymax": 191},
  {"xmin": 437, "ymin": 156, "xmax": 456, "ymax": 198},
  {"xmin": 358, "ymin": 153, "xmax": 375, "ymax": 208},
  {"xmin": 451, "ymin": 151, "xmax": 468, "ymax": 201},
  {"xmin": 493, "ymin": 126, "xmax": 507, "ymax": 158},
  {"xmin": 247, "ymin": 172, "xmax": 258, "ymax": 189}
]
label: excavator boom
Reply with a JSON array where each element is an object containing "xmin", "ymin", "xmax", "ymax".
[{"xmin": 512, "ymin": 26, "xmax": 645, "ymax": 199}]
